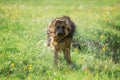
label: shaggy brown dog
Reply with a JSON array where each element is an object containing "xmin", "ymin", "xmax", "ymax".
[{"xmin": 46, "ymin": 16, "xmax": 76, "ymax": 66}]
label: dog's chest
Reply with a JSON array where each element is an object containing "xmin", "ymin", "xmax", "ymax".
[{"xmin": 51, "ymin": 38, "xmax": 71, "ymax": 50}]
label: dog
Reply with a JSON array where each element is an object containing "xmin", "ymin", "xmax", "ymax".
[{"xmin": 46, "ymin": 16, "xmax": 76, "ymax": 66}]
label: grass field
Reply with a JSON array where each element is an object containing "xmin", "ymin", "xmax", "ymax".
[{"xmin": 0, "ymin": 0, "xmax": 120, "ymax": 80}]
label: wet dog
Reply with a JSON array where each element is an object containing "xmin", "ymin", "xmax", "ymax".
[{"xmin": 46, "ymin": 16, "xmax": 76, "ymax": 66}]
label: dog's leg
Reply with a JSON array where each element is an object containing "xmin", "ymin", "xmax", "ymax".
[
  {"xmin": 63, "ymin": 49, "xmax": 72, "ymax": 65},
  {"xmin": 54, "ymin": 49, "xmax": 58, "ymax": 66}
]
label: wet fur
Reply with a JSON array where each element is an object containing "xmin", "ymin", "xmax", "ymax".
[{"xmin": 47, "ymin": 16, "xmax": 76, "ymax": 66}]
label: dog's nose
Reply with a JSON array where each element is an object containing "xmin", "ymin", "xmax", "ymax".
[{"xmin": 56, "ymin": 29, "xmax": 65, "ymax": 36}]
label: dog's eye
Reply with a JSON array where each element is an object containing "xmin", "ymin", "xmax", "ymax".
[{"xmin": 62, "ymin": 26, "xmax": 65, "ymax": 29}]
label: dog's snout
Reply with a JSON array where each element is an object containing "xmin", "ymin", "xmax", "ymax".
[
  {"xmin": 57, "ymin": 32, "xmax": 64, "ymax": 36},
  {"xmin": 56, "ymin": 28, "xmax": 65, "ymax": 36}
]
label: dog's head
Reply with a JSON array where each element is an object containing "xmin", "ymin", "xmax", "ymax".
[
  {"xmin": 48, "ymin": 16, "xmax": 75, "ymax": 41},
  {"xmin": 54, "ymin": 19, "xmax": 71, "ymax": 38}
]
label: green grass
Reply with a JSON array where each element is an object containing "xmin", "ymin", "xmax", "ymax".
[{"xmin": 0, "ymin": 0, "xmax": 120, "ymax": 80}]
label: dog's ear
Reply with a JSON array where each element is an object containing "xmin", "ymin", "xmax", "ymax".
[
  {"xmin": 66, "ymin": 21, "xmax": 71, "ymax": 31},
  {"xmin": 47, "ymin": 21, "xmax": 55, "ymax": 33},
  {"xmin": 62, "ymin": 21, "xmax": 72, "ymax": 31}
]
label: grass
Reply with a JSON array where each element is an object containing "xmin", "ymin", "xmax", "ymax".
[{"xmin": 0, "ymin": 0, "xmax": 120, "ymax": 80}]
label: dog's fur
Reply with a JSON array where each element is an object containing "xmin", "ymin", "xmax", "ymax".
[{"xmin": 46, "ymin": 16, "xmax": 76, "ymax": 66}]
